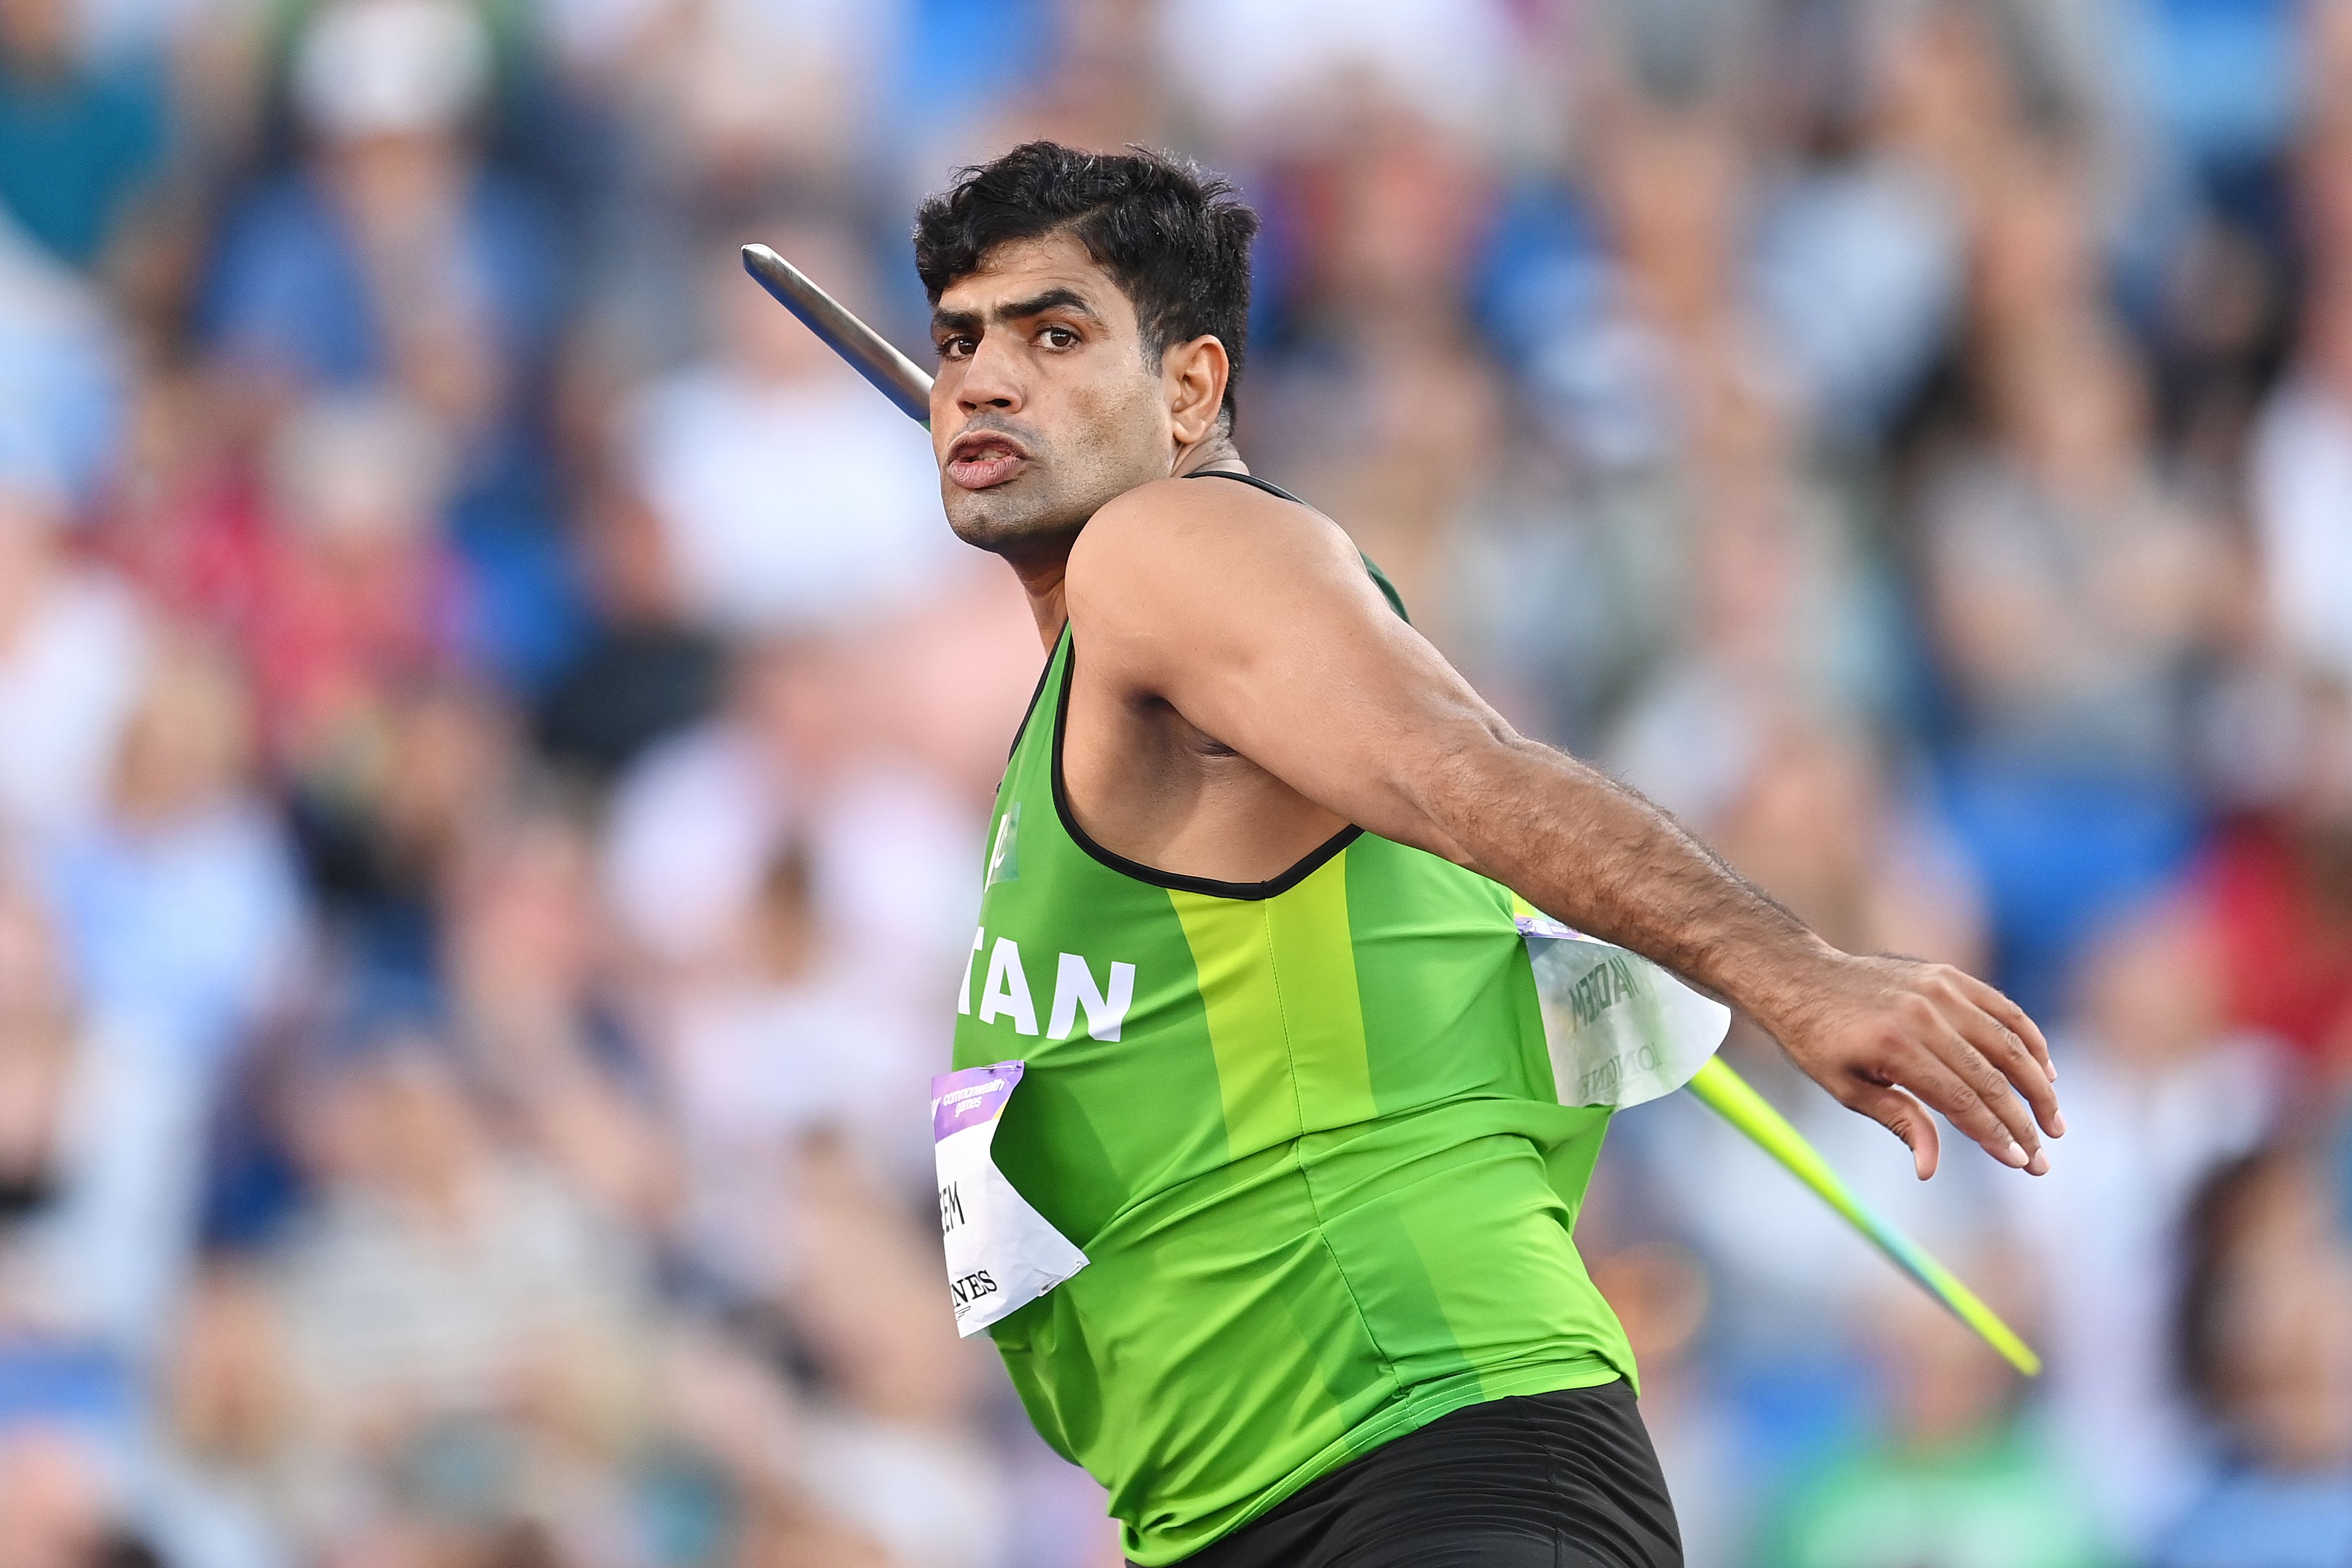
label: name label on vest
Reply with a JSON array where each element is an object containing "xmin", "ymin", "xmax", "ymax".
[
  {"xmin": 1516, "ymin": 913, "xmax": 1729, "ymax": 1109},
  {"xmin": 931, "ymin": 1061, "xmax": 1089, "ymax": 1336}
]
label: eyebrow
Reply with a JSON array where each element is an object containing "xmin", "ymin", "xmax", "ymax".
[{"xmin": 931, "ymin": 286, "xmax": 1101, "ymax": 336}]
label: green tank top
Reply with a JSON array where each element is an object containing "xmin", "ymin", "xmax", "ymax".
[{"xmin": 951, "ymin": 478, "xmax": 1635, "ymax": 1565}]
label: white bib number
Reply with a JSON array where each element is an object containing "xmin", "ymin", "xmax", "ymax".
[
  {"xmin": 1517, "ymin": 913, "xmax": 1729, "ymax": 1108},
  {"xmin": 931, "ymin": 1061, "xmax": 1089, "ymax": 1337}
]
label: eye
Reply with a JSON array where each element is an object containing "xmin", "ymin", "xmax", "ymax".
[
  {"xmin": 937, "ymin": 335, "xmax": 975, "ymax": 362},
  {"xmin": 1039, "ymin": 325, "xmax": 1079, "ymax": 349}
]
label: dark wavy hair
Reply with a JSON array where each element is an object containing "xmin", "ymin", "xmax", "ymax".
[{"xmin": 913, "ymin": 142, "xmax": 1260, "ymax": 427}]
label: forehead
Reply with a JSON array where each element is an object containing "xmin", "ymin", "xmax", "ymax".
[{"xmin": 935, "ymin": 231, "xmax": 1137, "ymax": 330}]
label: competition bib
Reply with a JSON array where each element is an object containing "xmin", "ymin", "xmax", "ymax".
[
  {"xmin": 1517, "ymin": 913, "xmax": 1729, "ymax": 1109},
  {"xmin": 931, "ymin": 1061, "xmax": 1089, "ymax": 1337}
]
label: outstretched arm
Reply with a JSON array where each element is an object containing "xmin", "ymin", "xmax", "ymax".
[{"xmin": 1068, "ymin": 480, "xmax": 2063, "ymax": 1180}]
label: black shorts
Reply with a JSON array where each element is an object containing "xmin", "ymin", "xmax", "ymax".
[{"xmin": 1149, "ymin": 1381, "xmax": 1683, "ymax": 1568}]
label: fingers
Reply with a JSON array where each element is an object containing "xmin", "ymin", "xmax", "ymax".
[
  {"xmin": 1794, "ymin": 955, "xmax": 2066, "ymax": 1183},
  {"xmin": 1952, "ymin": 968, "xmax": 2058, "ymax": 1088},
  {"xmin": 1892, "ymin": 1026, "xmax": 2045, "ymax": 1175},
  {"xmin": 1946, "ymin": 989, "xmax": 2066, "ymax": 1141},
  {"xmin": 1845, "ymin": 1080, "xmax": 1940, "ymax": 1180}
]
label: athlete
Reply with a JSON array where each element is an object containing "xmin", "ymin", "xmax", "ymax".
[{"xmin": 923, "ymin": 143, "xmax": 2064, "ymax": 1568}]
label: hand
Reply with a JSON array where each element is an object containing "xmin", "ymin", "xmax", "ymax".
[{"xmin": 1758, "ymin": 949, "xmax": 2064, "ymax": 1180}]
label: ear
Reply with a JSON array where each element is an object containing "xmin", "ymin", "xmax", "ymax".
[{"xmin": 1164, "ymin": 335, "xmax": 1230, "ymax": 448}]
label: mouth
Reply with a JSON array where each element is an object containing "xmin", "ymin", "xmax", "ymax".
[{"xmin": 945, "ymin": 430, "xmax": 1031, "ymax": 491}]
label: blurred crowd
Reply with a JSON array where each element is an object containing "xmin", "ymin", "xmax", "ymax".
[{"xmin": 1, "ymin": 0, "xmax": 2351, "ymax": 1564}]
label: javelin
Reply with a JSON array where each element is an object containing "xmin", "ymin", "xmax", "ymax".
[
  {"xmin": 744, "ymin": 245, "xmax": 934, "ymax": 425},
  {"xmin": 740, "ymin": 241, "xmax": 2043, "ymax": 1378}
]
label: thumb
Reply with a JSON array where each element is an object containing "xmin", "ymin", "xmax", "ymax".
[{"xmin": 1846, "ymin": 1080, "xmax": 1940, "ymax": 1181}]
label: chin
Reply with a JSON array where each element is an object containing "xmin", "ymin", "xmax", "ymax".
[{"xmin": 944, "ymin": 483, "xmax": 1087, "ymax": 554}]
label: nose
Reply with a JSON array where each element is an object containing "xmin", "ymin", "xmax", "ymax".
[{"xmin": 956, "ymin": 331, "xmax": 1025, "ymax": 415}]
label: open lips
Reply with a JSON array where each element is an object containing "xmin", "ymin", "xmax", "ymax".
[{"xmin": 946, "ymin": 429, "xmax": 1030, "ymax": 489}]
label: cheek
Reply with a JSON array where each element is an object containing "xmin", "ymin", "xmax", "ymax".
[
  {"xmin": 1062, "ymin": 377, "xmax": 1166, "ymax": 469},
  {"xmin": 929, "ymin": 377, "xmax": 964, "ymax": 456}
]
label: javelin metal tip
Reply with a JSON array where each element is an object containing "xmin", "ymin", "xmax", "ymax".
[{"xmin": 740, "ymin": 242, "xmax": 935, "ymax": 426}]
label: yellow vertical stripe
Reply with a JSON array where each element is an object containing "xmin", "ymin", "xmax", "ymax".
[
  {"xmin": 1265, "ymin": 856, "xmax": 1378, "ymax": 1129},
  {"xmin": 1169, "ymin": 853, "xmax": 1376, "ymax": 1161},
  {"xmin": 1168, "ymin": 892, "xmax": 1297, "ymax": 1156}
]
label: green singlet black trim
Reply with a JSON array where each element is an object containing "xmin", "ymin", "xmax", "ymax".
[
  {"xmin": 1044, "ymin": 469, "xmax": 1387, "ymax": 902},
  {"xmin": 1186, "ymin": 467, "xmax": 1299, "ymax": 500},
  {"xmin": 1006, "ymin": 628, "xmax": 1060, "ymax": 761},
  {"xmin": 1042, "ymin": 470, "xmax": 1418, "ymax": 898},
  {"xmin": 957, "ymin": 464, "xmax": 1637, "ymax": 1562},
  {"xmin": 1050, "ymin": 628, "xmax": 1364, "ymax": 901}
]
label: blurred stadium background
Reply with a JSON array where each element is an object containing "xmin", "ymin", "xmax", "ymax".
[{"xmin": 1, "ymin": 0, "xmax": 2350, "ymax": 1563}]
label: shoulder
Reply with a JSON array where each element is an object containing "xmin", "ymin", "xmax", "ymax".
[{"xmin": 1065, "ymin": 475, "xmax": 1362, "ymax": 634}]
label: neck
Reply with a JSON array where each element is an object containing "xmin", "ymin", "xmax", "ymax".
[
  {"xmin": 1010, "ymin": 548, "xmax": 1070, "ymax": 647},
  {"xmin": 1008, "ymin": 435, "xmax": 1251, "ymax": 648},
  {"xmin": 1175, "ymin": 431, "xmax": 1246, "ymax": 477}
]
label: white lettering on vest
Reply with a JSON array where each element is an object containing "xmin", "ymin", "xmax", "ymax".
[
  {"xmin": 957, "ymin": 927, "xmax": 984, "ymax": 1016},
  {"xmin": 978, "ymin": 937, "xmax": 1039, "ymax": 1035},
  {"xmin": 1048, "ymin": 952, "xmax": 1136, "ymax": 1041}
]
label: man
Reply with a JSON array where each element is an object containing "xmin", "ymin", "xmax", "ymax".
[{"xmin": 924, "ymin": 143, "xmax": 2063, "ymax": 1568}]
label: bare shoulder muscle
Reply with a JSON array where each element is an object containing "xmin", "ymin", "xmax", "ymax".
[
  {"xmin": 1062, "ymin": 476, "xmax": 1391, "ymax": 704},
  {"xmin": 1061, "ymin": 475, "xmax": 1502, "ymax": 868}
]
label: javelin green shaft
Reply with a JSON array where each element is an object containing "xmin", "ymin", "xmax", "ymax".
[
  {"xmin": 1685, "ymin": 1057, "xmax": 2042, "ymax": 1376},
  {"xmin": 734, "ymin": 247, "xmax": 2041, "ymax": 1372}
]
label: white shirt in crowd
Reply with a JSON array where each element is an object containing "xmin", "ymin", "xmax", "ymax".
[
  {"xmin": 0, "ymin": 571, "xmax": 147, "ymax": 847},
  {"xmin": 2252, "ymin": 375, "xmax": 2352, "ymax": 682},
  {"xmin": 628, "ymin": 366, "xmax": 963, "ymax": 639}
]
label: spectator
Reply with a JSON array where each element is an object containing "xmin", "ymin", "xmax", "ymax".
[
  {"xmin": 263, "ymin": 1036, "xmax": 657, "ymax": 1558},
  {"xmin": 2250, "ymin": 111, "xmax": 2352, "ymax": 686},
  {"xmin": 601, "ymin": 633, "xmax": 980, "ymax": 983},
  {"xmin": 248, "ymin": 392, "xmax": 469, "ymax": 777},
  {"xmin": 1250, "ymin": 104, "xmax": 1503, "ymax": 624},
  {"xmin": 199, "ymin": 0, "xmax": 576, "ymax": 688},
  {"xmin": 43, "ymin": 633, "xmax": 303, "ymax": 1069},
  {"xmin": 1478, "ymin": 95, "xmax": 1897, "ymax": 750},
  {"xmin": 0, "ymin": 864, "xmax": 214, "ymax": 1359},
  {"xmin": 1610, "ymin": 708, "xmax": 1995, "ymax": 1368},
  {"xmin": 2004, "ymin": 896, "xmax": 2282, "ymax": 1548},
  {"xmin": 1747, "ymin": 3, "xmax": 1970, "ymax": 445},
  {"xmin": 622, "ymin": 220, "xmax": 961, "ymax": 640},
  {"xmin": 1919, "ymin": 146, "xmax": 2233, "ymax": 1011},
  {"xmin": 1664, "ymin": 706, "xmax": 1986, "ymax": 970},
  {"xmin": 598, "ymin": 638, "xmax": 816, "ymax": 973},
  {"xmin": 778, "ymin": 1131, "xmax": 1010, "ymax": 1568},
  {"xmin": 533, "ymin": 480, "xmax": 723, "ymax": 781},
  {"xmin": 201, "ymin": 0, "xmax": 531, "ymax": 425},
  {"xmin": 288, "ymin": 678, "xmax": 521, "ymax": 987},
  {"xmin": 1584, "ymin": 1235, "xmax": 1750, "ymax": 1568},
  {"xmin": 0, "ymin": 474, "xmax": 148, "ymax": 848},
  {"xmin": 1153, "ymin": 0, "xmax": 1528, "ymax": 152},
  {"xmin": 441, "ymin": 798, "xmax": 676, "ymax": 1232},
  {"xmin": 1922, "ymin": 270, "xmax": 2228, "ymax": 778},
  {"xmin": 2154, "ymin": 1146, "xmax": 2352, "ymax": 1568},
  {"xmin": 0, "ymin": 0, "xmax": 164, "ymax": 272},
  {"xmin": 153, "ymin": 1260, "xmax": 296, "ymax": 1568},
  {"xmin": 2198, "ymin": 672, "xmax": 2352, "ymax": 1073},
  {"xmin": 0, "ymin": 877, "xmax": 87, "ymax": 1313},
  {"xmin": 0, "ymin": 1425, "xmax": 155, "ymax": 1568},
  {"xmin": 0, "ymin": 215, "xmax": 127, "ymax": 507},
  {"xmin": 660, "ymin": 840, "xmax": 927, "ymax": 1305},
  {"xmin": 1766, "ymin": 1271, "xmax": 2112, "ymax": 1568}
]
